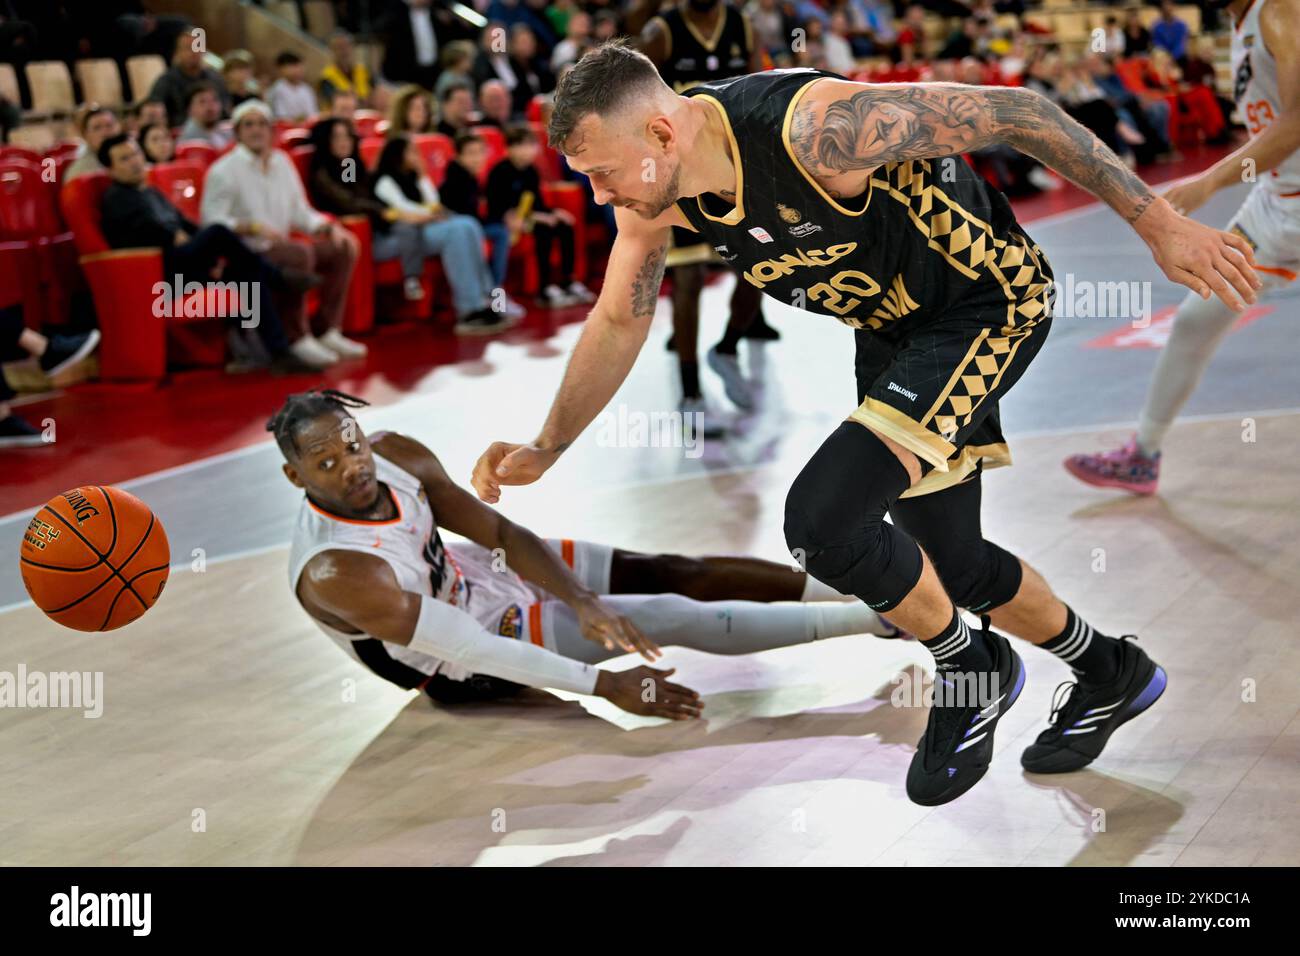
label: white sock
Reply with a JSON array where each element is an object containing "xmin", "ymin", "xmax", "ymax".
[{"xmin": 800, "ymin": 573, "xmax": 852, "ymax": 603}]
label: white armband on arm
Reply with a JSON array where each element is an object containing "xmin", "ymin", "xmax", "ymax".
[{"xmin": 407, "ymin": 595, "xmax": 599, "ymax": 696}]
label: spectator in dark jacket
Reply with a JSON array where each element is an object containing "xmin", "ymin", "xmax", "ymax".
[
  {"xmin": 148, "ymin": 29, "xmax": 231, "ymax": 127},
  {"xmin": 97, "ymin": 133, "xmax": 318, "ymax": 372},
  {"xmin": 442, "ymin": 131, "xmax": 512, "ymax": 287}
]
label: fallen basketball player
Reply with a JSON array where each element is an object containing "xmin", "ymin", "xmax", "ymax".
[{"xmin": 271, "ymin": 389, "xmax": 904, "ymax": 719}]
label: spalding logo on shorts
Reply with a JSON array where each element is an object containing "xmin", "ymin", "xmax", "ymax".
[{"xmin": 497, "ymin": 604, "xmax": 523, "ymax": 639}]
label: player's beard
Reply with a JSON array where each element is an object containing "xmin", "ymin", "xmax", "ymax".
[{"xmin": 639, "ymin": 161, "xmax": 682, "ymax": 219}]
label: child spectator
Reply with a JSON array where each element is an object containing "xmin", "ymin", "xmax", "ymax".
[
  {"xmin": 267, "ymin": 51, "xmax": 318, "ymax": 122},
  {"xmin": 485, "ymin": 125, "xmax": 592, "ymax": 308},
  {"xmin": 223, "ymin": 50, "xmax": 261, "ymax": 108},
  {"xmin": 442, "ymin": 131, "xmax": 513, "ymax": 290},
  {"xmin": 435, "ymin": 41, "xmax": 479, "ymax": 103}
]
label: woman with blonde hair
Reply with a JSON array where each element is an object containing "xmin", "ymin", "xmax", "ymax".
[{"xmin": 386, "ymin": 84, "xmax": 437, "ymax": 138}]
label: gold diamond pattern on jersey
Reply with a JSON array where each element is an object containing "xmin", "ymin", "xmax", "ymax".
[{"xmin": 874, "ymin": 160, "xmax": 1053, "ymax": 333}]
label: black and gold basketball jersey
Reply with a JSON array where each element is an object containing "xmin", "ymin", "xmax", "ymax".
[
  {"xmin": 674, "ymin": 69, "xmax": 1055, "ymax": 337},
  {"xmin": 651, "ymin": 2, "xmax": 753, "ymax": 92}
]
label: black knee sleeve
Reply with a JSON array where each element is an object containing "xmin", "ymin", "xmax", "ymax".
[
  {"xmin": 889, "ymin": 474, "xmax": 1024, "ymax": 614},
  {"xmin": 784, "ymin": 422, "xmax": 923, "ymax": 612},
  {"xmin": 931, "ymin": 539, "xmax": 1023, "ymax": 614}
]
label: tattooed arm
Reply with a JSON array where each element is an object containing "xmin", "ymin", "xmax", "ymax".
[
  {"xmin": 471, "ymin": 205, "xmax": 671, "ymax": 502},
  {"xmin": 790, "ymin": 79, "xmax": 1261, "ymax": 309}
]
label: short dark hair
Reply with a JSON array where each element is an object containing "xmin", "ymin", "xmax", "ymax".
[
  {"xmin": 453, "ymin": 130, "xmax": 483, "ymax": 154},
  {"xmin": 504, "ymin": 123, "xmax": 536, "ymax": 148},
  {"xmin": 184, "ymin": 82, "xmax": 217, "ymax": 110},
  {"xmin": 546, "ymin": 39, "xmax": 664, "ymax": 153},
  {"xmin": 267, "ymin": 389, "xmax": 370, "ymax": 460},
  {"xmin": 98, "ymin": 132, "xmax": 133, "ymax": 169},
  {"xmin": 440, "ymin": 80, "xmax": 472, "ymax": 103},
  {"xmin": 276, "ymin": 51, "xmax": 302, "ymax": 67},
  {"xmin": 80, "ymin": 105, "xmax": 115, "ymax": 133}
]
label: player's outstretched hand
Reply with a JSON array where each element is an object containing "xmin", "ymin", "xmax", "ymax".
[
  {"xmin": 471, "ymin": 441, "xmax": 557, "ymax": 503},
  {"xmin": 595, "ymin": 666, "xmax": 703, "ymax": 720},
  {"xmin": 1141, "ymin": 206, "xmax": 1261, "ymax": 312},
  {"xmin": 575, "ymin": 597, "xmax": 662, "ymax": 661}
]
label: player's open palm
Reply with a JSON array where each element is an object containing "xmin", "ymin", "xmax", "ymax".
[
  {"xmin": 471, "ymin": 442, "xmax": 556, "ymax": 503},
  {"xmin": 596, "ymin": 666, "xmax": 703, "ymax": 720},
  {"xmin": 1145, "ymin": 214, "xmax": 1260, "ymax": 312},
  {"xmin": 575, "ymin": 597, "xmax": 662, "ymax": 661}
]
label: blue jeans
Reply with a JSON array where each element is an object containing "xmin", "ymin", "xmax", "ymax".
[
  {"xmin": 373, "ymin": 214, "xmax": 493, "ymax": 318},
  {"xmin": 482, "ymin": 222, "xmax": 510, "ymax": 288}
]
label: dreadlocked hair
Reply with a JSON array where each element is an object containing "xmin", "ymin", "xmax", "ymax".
[{"xmin": 266, "ymin": 389, "xmax": 371, "ymax": 459}]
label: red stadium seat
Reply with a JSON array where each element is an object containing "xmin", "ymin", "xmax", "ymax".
[
  {"xmin": 174, "ymin": 142, "xmax": 219, "ymax": 167},
  {"xmin": 288, "ymin": 144, "xmax": 314, "ymax": 188},
  {"xmin": 0, "ymin": 145, "xmax": 43, "ymax": 164},
  {"xmin": 147, "ymin": 161, "xmax": 206, "ymax": 223},
  {"xmin": 525, "ymin": 95, "xmax": 544, "ymax": 123},
  {"xmin": 60, "ymin": 172, "xmax": 230, "ymax": 381},
  {"xmin": 353, "ymin": 110, "xmax": 382, "ymax": 138},
  {"xmin": 412, "ymin": 133, "xmax": 454, "ymax": 187},
  {"xmin": 0, "ymin": 157, "xmax": 77, "ymax": 326},
  {"xmin": 359, "ymin": 135, "xmax": 384, "ymax": 170},
  {"xmin": 278, "ymin": 127, "xmax": 312, "ymax": 148}
]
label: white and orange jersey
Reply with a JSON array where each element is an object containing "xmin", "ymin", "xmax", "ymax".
[
  {"xmin": 288, "ymin": 439, "xmax": 538, "ymax": 683},
  {"xmin": 1232, "ymin": 0, "xmax": 1300, "ymax": 197}
]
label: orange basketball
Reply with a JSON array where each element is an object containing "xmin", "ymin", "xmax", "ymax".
[{"xmin": 19, "ymin": 486, "xmax": 170, "ymax": 632}]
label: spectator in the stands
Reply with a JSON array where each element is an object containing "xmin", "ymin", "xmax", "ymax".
[
  {"xmin": 380, "ymin": 0, "xmax": 444, "ymax": 90},
  {"xmin": 139, "ymin": 123, "xmax": 176, "ymax": 165},
  {"xmin": 137, "ymin": 99, "xmax": 169, "ymax": 131},
  {"xmin": 267, "ymin": 51, "xmax": 319, "ymax": 122},
  {"xmin": 0, "ymin": 303, "xmax": 99, "ymax": 447},
  {"xmin": 435, "ymin": 40, "xmax": 479, "ymax": 103},
  {"xmin": 550, "ymin": 11, "xmax": 591, "ymax": 73},
  {"xmin": 437, "ymin": 82, "xmax": 476, "ymax": 138},
  {"xmin": 320, "ymin": 29, "xmax": 372, "ymax": 108},
  {"xmin": 387, "ymin": 84, "xmax": 437, "ymax": 137},
  {"xmin": 821, "ymin": 13, "xmax": 858, "ymax": 74},
  {"xmin": 1151, "ymin": 0, "xmax": 1189, "ymax": 65},
  {"xmin": 223, "ymin": 50, "xmax": 261, "ymax": 108},
  {"xmin": 473, "ymin": 21, "xmax": 517, "ymax": 92},
  {"xmin": 63, "ymin": 106, "xmax": 122, "ymax": 183},
  {"xmin": 592, "ymin": 10, "xmax": 619, "ymax": 44},
  {"xmin": 150, "ymin": 30, "xmax": 231, "ymax": 127},
  {"xmin": 1122, "ymin": 9, "xmax": 1151, "ymax": 56},
  {"xmin": 485, "ymin": 0, "xmax": 556, "ymax": 50},
  {"xmin": 328, "ymin": 90, "xmax": 359, "ymax": 121},
  {"xmin": 485, "ymin": 125, "xmax": 590, "ymax": 309},
  {"xmin": 478, "ymin": 80, "xmax": 512, "ymax": 128},
  {"xmin": 895, "ymin": 4, "xmax": 932, "ymax": 62},
  {"xmin": 368, "ymin": 134, "xmax": 521, "ymax": 331},
  {"xmin": 1101, "ymin": 15, "xmax": 1124, "ymax": 58},
  {"xmin": 1085, "ymin": 53, "xmax": 1172, "ymax": 163},
  {"xmin": 441, "ymin": 131, "xmax": 511, "ymax": 288},
  {"xmin": 97, "ymin": 133, "xmax": 322, "ymax": 374},
  {"xmin": 200, "ymin": 99, "xmax": 363, "ymax": 367},
  {"xmin": 177, "ymin": 84, "xmax": 233, "ymax": 150},
  {"xmin": 503, "ymin": 24, "xmax": 553, "ymax": 117},
  {"xmin": 746, "ymin": 0, "xmax": 787, "ymax": 61}
]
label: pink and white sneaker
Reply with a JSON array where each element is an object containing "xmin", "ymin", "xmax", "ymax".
[{"xmin": 1063, "ymin": 437, "xmax": 1161, "ymax": 495}]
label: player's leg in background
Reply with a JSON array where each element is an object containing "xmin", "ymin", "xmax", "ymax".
[
  {"xmin": 706, "ymin": 278, "xmax": 761, "ymax": 411},
  {"xmin": 1066, "ymin": 189, "xmax": 1299, "ymax": 492},
  {"xmin": 671, "ymin": 262, "xmax": 705, "ymax": 398},
  {"xmin": 608, "ymin": 547, "xmax": 852, "ymax": 603}
]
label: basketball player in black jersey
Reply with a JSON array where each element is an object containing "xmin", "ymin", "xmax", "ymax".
[
  {"xmin": 640, "ymin": 0, "xmax": 775, "ymax": 431},
  {"xmin": 470, "ymin": 42, "xmax": 1261, "ymax": 805}
]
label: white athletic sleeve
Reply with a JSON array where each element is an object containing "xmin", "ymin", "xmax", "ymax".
[{"xmin": 408, "ymin": 595, "xmax": 599, "ymax": 695}]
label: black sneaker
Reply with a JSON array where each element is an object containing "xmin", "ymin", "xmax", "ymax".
[
  {"xmin": 455, "ymin": 308, "xmax": 519, "ymax": 336},
  {"xmin": 270, "ymin": 353, "xmax": 323, "ymax": 376},
  {"xmin": 740, "ymin": 315, "xmax": 780, "ymax": 341},
  {"xmin": 0, "ymin": 414, "xmax": 46, "ymax": 447},
  {"xmin": 906, "ymin": 626, "xmax": 1025, "ymax": 806},
  {"xmin": 1021, "ymin": 636, "xmax": 1166, "ymax": 774},
  {"xmin": 38, "ymin": 330, "xmax": 100, "ymax": 377}
]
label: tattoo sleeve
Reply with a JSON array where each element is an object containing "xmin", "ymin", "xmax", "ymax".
[
  {"xmin": 790, "ymin": 83, "xmax": 1157, "ymax": 224},
  {"xmin": 630, "ymin": 242, "xmax": 667, "ymax": 319}
]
